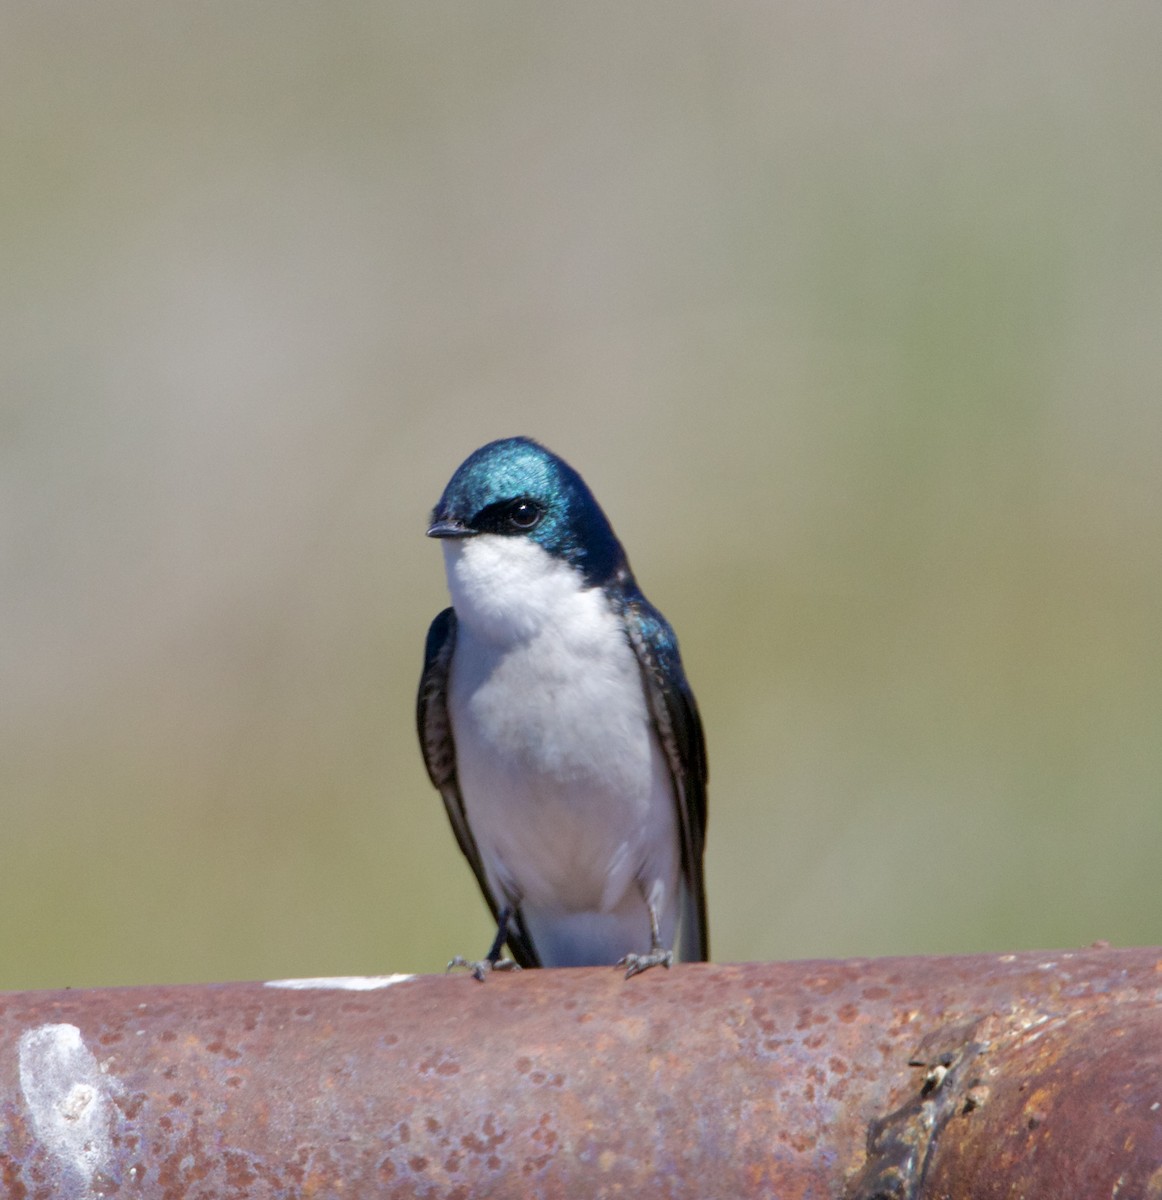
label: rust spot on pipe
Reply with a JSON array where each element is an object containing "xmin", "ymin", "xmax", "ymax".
[
  {"xmin": 922, "ymin": 1003, "xmax": 1162, "ymax": 1199},
  {"xmin": 844, "ymin": 1018, "xmax": 993, "ymax": 1200}
]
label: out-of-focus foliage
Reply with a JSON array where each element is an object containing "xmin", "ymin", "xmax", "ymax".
[{"xmin": 2, "ymin": 3, "xmax": 1160, "ymax": 988}]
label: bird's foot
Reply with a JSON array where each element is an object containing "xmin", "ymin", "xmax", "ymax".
[
  {"xmin": 617, "ymin": 948, "xmax": 673, "ymax": 979},
  {"xmin": 446, "ymin": 955, "xmax": 521, "ymax": 982}
]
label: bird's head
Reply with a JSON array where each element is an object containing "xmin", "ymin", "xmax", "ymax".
[{"xmin": 428, "ymin": 437, "xmax": 626, "ymax": 588}]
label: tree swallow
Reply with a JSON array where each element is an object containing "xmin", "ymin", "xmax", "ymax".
[{"xmin": 417, "ymin": 436, "xmax": 708, "ymax": 978}]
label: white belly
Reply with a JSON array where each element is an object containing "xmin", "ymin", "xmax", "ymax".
[{"xmin": 443, "ymin": 536, "xmax": 680, "ymax": 964}]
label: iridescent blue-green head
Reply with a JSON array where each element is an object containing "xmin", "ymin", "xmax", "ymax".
[{"xmin": 428, "ymin": 437, "xmax": 628, "ymax": 587}]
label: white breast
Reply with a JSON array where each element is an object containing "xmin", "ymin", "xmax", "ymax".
[{"xmin": 442, "ymin": 535, "xmax": 680, "ymax": 963}]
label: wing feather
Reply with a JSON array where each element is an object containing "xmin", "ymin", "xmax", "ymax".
[
  {"xmin": 621, "ymin": 597, "xmax": 710, "ymax": 962},
  {"xmin": 417, "ymin": 607, "xmax": 541, "ymax": 967}
]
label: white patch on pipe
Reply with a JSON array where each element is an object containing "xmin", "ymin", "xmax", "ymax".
[
  {"xmin": 264, "ymin": 974, "xmax": 415, "ymax": 990},
  {"xmin": 19, "ymin": 1023, "xmax": 120, "ymax": 1197}
]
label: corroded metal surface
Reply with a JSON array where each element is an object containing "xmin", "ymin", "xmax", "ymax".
[
  {"xmin": 0, "ymin": 947, "xmax": 1158, "ymax": 1199},
  {"xmin": 921, "ymin": 1003, "xmax": 1162, "ymax": 1199}
]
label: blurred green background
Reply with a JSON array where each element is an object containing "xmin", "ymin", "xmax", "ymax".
[{"xmin": 3, "ymin": 4, "xmax": 1160, "ymax": 989}]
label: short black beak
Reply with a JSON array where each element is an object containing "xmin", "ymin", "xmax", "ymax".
[{"xmin": 426, "ymin": 517, "xmax": 475, "ymax": 539}]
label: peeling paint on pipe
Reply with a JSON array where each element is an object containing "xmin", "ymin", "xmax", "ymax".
[{"xmin": 0, "ymin": 947, "xmax": 1158, "ymax": 1198}]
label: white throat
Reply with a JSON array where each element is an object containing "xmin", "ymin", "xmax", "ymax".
[{"xmin": 442, "ymin": 535, "xmax": 598, "ymax": 646}]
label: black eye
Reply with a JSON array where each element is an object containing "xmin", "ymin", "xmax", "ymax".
[{"xmin": 506, "ymin": 499, "xmax": 542, "ymax": 530}]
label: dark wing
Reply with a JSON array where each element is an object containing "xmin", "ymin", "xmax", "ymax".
[
  {"xmin": 416, "ymin": 607, "xmax": 541, "ymax": 968},
  {"xmin": 622, "ymin": 596, "xmax": 710, "ymax": 962}
]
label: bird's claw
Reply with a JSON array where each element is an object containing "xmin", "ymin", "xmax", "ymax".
[
  {"xmin": 446, "ymin": 955, "xmax": 521, "ymax": 982},
  {"xmin": 617, "ymin": 948, "xmax": 673, "ymax": 979}
]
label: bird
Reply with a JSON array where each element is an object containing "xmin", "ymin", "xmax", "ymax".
[{"xmin": 417, "ymin": 436, "xmax": 708, "ymax": 978}]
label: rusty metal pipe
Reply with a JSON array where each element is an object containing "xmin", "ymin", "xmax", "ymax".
[{"xmin": 1, "ymin": 947, "xmax": 1159, "ymax": 1198}]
